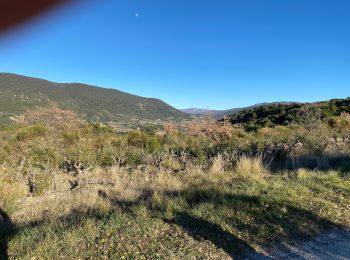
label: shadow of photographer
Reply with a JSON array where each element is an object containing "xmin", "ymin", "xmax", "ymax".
[{"xmin": 0, "ymin": 208, "xmax": 14, "ymax": 260}]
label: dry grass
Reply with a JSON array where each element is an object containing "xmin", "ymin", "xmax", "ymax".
[
  {"xmin": 5, "ymin": 166, "xmax": 183, "ymax": 226},
  {"xmin": 11, "ymin": 190, "xmax": 109, "ymax": 224},
  {"xmin": 1, "ymin": 161, "xmax": 350, "ymax": 259},
  {"xmin": 108, "ymin": 166, "xmax": 182, "ymax": 202},
  {"xmin": 0, "ymin": 165, "xmax": 28, "ymax": 214},
  {"xmin": 235, "ymin": 155, "xmax": 267, "ymax": 178},
  {"xmin": 209, "ymin": 154, "xmax": 226, "ymax": 174}
]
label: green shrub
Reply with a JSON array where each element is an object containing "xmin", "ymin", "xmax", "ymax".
[
  {"xmin": 111, "ymin": 137, "xmax": 125, "ymax": 148},
  {"xmin": 62, "ymin": 131, "xmax": 81, "ymax": 143},
  {"xmin": 63, "ymin": 144, "xmax": 97, "ymax": 167},
  {"xmin": 31, "ymin": 172, "xmax": 52, "ymax": 196},
  {"xmin": 89, "ymin": 122, "xmax": 113, "ymax": 135},
  {"xmin": 147, "ymin": 137, "xmax": 162, "ymax": 153},
  {"xmin": 126, "ymin": 147, "xmax": 145, "ymax": 166},
  {"xmin": 127, "ymin": 130, "xmax": 147, "ymax": 147},
  {"xmin": 26, "ymin": 141, "xmax": 60, "ymax": 169},
  {"xmin": 97, "ymin": 145, "xmax": 117, "ymax": 167},
  {"xmin": 16, "ymin": 124, "xmax": 48, "ymax": 141}
]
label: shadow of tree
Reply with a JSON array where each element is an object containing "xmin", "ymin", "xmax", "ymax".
[
  {"xmin": 166, "ymin": 212, "xmax": 271, "ymax": 259},
  {"xmin": 181, "ymin": 189, "xmax": 340, "ymax": 241},
  {"xmin": 99, "ymin": 189, "xmax": 269, "ymax": 259},
  {"xmin": 1, "ymin": 186, "xmax": 347, "ymax": 259},
  {"xmin": 99, "ymin": 187, "xmax": 345, "ymax": 258},
  {"xmin": 0, "ymin": 203, "xmax": 267, "ymax": 259}
]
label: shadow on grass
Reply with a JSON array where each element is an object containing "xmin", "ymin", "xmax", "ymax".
[
  {"xmin": 0, "ymin": 208, "xmax": 14, "ymax": 260},
  {"xmin": 166, "ymin": 212, "xmax": 271, "ymax": 259},
  {"xmin": 99, "ymin": 188, "xmax": 346, "ymax": 259},
  {"xmin": 1, "ymin": 187, "xmax": 347, "ymax": 259},
  {"xmin": 182, "ymin": 189, "xmax": 340, "ymax": 241},
  {"xmin": 98, "ymin": 189, "xmax": 269, "ymax": 259},
  {"xmin": 270, "ymin": 154, "xmax": 350, "ymax": 175},
  {"xmin": 0, "ymin": 207, "xmax": 109, "ymax": 260}
]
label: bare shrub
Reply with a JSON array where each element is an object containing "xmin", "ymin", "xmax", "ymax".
[
  {"xmin": 185, "ymin": 116, "xmax": 233, "ymax": 141},
  {"xmin": 301, "ymin": 124, "xmax": 330, "ymax": 155},
  {"xmin": 163, "ymin": 122, "xmax": 178, "ymax": 134},
  {"xmin": 13, "ymin": 106, "xmax": 86, "ymax": 131},
  {"xmin": 297, "ymin": 104, "xmax": 322, "ymax": 130}
]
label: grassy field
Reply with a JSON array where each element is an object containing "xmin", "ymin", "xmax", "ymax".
[{"xmin": 1, "ymin": 108, "xmax": 350, "ymax": 259}]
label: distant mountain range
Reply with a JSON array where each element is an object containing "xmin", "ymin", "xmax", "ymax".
[
  {"xmin": 180, "ymin": 102, "xmax": 296, "ymax": 119},
  {"xmin": 0, "ymin": 73, "xmax": 188, "ymax": 126},
  {"xmin": 180, "ymin": 108, "xmax": 245, "ymax": 119}
]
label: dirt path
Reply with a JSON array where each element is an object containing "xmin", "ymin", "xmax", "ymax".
[{"xmin": 258, "ymin": 228, "xmax": 350, "ymax": 260}]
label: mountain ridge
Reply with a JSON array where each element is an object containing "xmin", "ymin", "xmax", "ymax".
[{"xmin": 0, "ymin": 73, "xmax": 188, "ymax": 126}]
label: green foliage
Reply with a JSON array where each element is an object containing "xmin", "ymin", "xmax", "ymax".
[
  {"xmin": 0, "ymin": 107, "xmax": 350, "ymax": 175},
  {"xmin": 62, "ymin": 131, "xmax": 81, "ymax": 143},
  {"xmin": 16, "ymin": 124, "xmax": 48, "ymax": 141},
  {"xmin": 28, "ymin": 145, "xmax": 60, "ymax": 170},
  {"xmin": 126, "ymin": 147, "xmax": 145, "ymax": 166},
  {"xmin": 97, "ymin": 145, "xmax": 117, "ymax": 167},
  {"xmin": 127, "ymin": 130, "xmax": 147, "ymax": 147},
  {"xmin": 89, "ymin": 122, "xmax": 113, "ymax": 135},
  {"xmin": 228, "ymin": 98, "xmax": 350, "ymax": 131},
  {"xmin": 146, "ymin": 136, "xmax": 162, "ymax": 153},
  {"xmin": 228, "ymin": 103, "xmax": 302, "ymax": 130},
  {"xmin": 31, "ymin": 173, "xmax": 52, "ymax": 196}
]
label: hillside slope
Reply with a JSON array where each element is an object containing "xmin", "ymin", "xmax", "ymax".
[
  {"xmin": 227, "ymin": 98, "xmax": 350, "ymax": 131},
  {"xmin": 0, "ymin": 73, "xmax": 188, "ymax": 125}
]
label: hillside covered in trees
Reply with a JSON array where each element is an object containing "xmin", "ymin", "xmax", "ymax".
[
  {"xmin": 0, "ymin": 73, "xmax": 188, "ymax": 127},
  {"xmin": 227, "ymin": 98, "xmax": 350, "ymax": 131}
]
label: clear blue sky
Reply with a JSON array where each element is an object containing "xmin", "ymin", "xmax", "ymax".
[{"xmin": 0, "ymin": 0, "xmax": 349, "ymax": 109}]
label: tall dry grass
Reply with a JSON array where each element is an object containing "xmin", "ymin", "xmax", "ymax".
[
  {"xmin": 235, "ymin": 155, "xmax": 267, "ymax": 178},
  {"xmin": 5, "ymin": 165, "xmax": 184, "ymax": 225}
]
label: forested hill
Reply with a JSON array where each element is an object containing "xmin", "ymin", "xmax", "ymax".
[
  {"xmin": 0, "ymin": 73, "xmax": 188, "ymax": 124},
  {"xmin": 226, "ymin": 98, "xmax": 350, "ymax": 131}
]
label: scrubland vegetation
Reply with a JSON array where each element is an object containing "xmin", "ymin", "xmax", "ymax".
[
  {"xmin": 1, "ymin": 108, "xmax": 350, "ymax": 259},
  {"xmin": 228, "ymin": 98, "xmax": 350, "ymax": 131}
]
